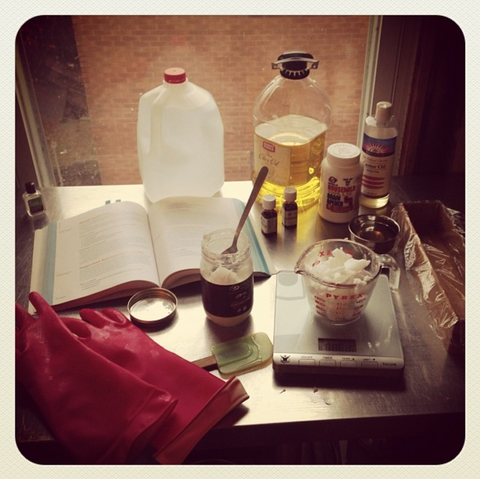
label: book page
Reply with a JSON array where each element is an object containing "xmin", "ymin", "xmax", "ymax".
[
  {"xmin": 34, "ymin": 201, "xmax": 160, "ymax": 307},
  {"xmin": 148, "ymin": 197, "xmax": 239, "ymax": 286},
  {"xmin": 148, "ymin": 196, "xmax": 275, "ymax": 288}
]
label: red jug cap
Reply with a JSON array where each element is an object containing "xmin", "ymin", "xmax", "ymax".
[{"xmin": 164, "ymin": 67, "xmax": 187, "ymax": 84}]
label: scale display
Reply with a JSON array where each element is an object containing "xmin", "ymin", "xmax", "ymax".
[
  {"xmin": 273, "ymin": 271, "xmax": 404, "ymax": 377},
  {"xmin": 317, "ymin": 338, "xmax": 357, "ymax": 353}
]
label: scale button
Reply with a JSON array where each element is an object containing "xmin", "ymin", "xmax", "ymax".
[
  {"xmin": 340, "ymin": 360, "xmax": 357, "ymax": 369},
  {"xmin": 320, "ymin": 359, "xmax": 337, "ymax": 367},
  {"xmin": 361, "ymin": 361, "xmax": 379, "ymax": 369},
  {"xmin": 299, "ymin": 359, "xmax": 316, "ymax": 366}
]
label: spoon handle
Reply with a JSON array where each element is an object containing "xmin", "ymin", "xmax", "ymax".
[{"xmin": 232, "ymin": 166, "xmax": 269, "ymax": 246}]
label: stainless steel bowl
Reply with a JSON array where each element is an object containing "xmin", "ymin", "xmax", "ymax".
[{"xmin": 348, "ymin": 214, "xmax": 400, "ymax": 254}]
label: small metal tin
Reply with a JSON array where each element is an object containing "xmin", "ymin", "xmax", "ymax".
[{"xmin": 127, "ymin": 288, "xmax": 177, "ymax": 329}]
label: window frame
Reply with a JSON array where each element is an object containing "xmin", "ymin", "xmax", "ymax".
[{"xmin": 16, "ymin": 15, "xmax": 408, "ymax": 189}]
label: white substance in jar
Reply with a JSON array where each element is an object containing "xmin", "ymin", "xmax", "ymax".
[
  {"xmin": 208, "ymin": 266, "xmax": 240, "ymax": 285},
  {"xmin": 200, "ymin": 229, "xmax": 254, "ymax": 326}
]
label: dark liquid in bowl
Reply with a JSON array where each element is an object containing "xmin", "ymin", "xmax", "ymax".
[{"xmin": 356, "ymin": 223, "xmax": 395, "ymax": 242}]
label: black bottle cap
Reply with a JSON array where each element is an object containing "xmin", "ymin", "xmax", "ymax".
[
  {"xmin": 25, "ymin": 182, "xmax": 36, "ymax": 194},
  {"xmin": 272, "ymin": 51, "xmax": 319, "ymax": 80}
]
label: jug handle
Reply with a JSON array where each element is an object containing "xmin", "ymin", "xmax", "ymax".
[{"xmin": 379, "ymin": 254, "xmax": 400, "ymax": 291}]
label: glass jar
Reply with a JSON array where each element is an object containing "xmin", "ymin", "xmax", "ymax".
[{"xmin": 200, "ymin": 229, "xmax": 254, "ymax": 326}]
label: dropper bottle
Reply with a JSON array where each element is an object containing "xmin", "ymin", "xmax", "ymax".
[
  {"xmin": 261, "ymin": 195, "xmax": 277, "ymax": 235},
  {"xmin": 282, "ymin": 187, "xmax": 298, "ymax": 227}
]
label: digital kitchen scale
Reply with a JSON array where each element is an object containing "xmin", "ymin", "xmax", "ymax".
[{"xmin": 273, "ymin": 271, "xmax": 404, "ymax": 377}]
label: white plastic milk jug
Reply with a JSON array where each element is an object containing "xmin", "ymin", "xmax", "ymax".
[{"xmin": 137, "ymin": 67, "xmax": 224, "ymax": 203}]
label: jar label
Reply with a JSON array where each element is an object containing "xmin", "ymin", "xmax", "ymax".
[
  {"xmin": 201, "ymin": 275, "xmax": 253, "ymax": 319},
  {"xmin": 361, "ymin": 133, "xmax": 396, "ymax": 198}
]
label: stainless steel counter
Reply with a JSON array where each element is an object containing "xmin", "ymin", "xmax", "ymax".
[{"xmin": 15, "ymin": 174, "xmax": 465, "ymax": 459}]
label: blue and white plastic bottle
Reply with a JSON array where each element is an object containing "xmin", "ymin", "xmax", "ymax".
[{"xmin": 359, "ymin": 101, "xmax": 398, "ymax": 209}]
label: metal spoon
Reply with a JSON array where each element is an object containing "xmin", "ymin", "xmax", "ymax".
[{"xmin": 222, "ymin": 166, "xmax": 269, "ymax": 254}]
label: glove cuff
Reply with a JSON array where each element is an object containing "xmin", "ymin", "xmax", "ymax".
[{"xmin": 152, "ymin": 376, "xmax": 249, "ymax": 464}]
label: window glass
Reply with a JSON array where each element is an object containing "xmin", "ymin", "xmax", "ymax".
[{"xmin": 16, "ymin": 15, "xmax": 370, "ymax": 186}]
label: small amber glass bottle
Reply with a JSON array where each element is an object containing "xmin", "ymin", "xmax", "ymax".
[
  {"xmin": 282, "ymin": 187, "xmax": 298, "ymax": 227},
  {"xmin": 261, "ymin": 195, "xmax": 277, "ymax": 235}
]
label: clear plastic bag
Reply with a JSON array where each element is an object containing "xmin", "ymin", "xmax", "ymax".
[{"xmin": 391, "ymin": 201, "xmax": 465, "ymax": 355}]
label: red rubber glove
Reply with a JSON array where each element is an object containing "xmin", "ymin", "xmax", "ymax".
[
  {"xmin": 60, "ymin": 303, "xmax": 249, "ymax": 464},
  {"xmin": 16, "ymin": 293, "xmax": 177, "ymax": 464}
]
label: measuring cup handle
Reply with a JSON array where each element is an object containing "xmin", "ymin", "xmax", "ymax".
[{"xmin": 379, "ymin": 254, "xmax": 400, "ymax": 291}]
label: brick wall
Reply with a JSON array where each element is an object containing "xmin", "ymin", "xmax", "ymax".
[{"xmin": 71, "ymin": 15, "xmax": 369, "ymax": 184}]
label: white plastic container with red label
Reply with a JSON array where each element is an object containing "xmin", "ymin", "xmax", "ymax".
[{"xmin": 318, "ymin": 143, "xmax": 363, "ymax": 224}]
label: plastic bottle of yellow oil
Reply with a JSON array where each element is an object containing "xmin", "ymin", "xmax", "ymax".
[{"xmin": 253, "ymin": 51, "xmax": 332, "ymax": 209}]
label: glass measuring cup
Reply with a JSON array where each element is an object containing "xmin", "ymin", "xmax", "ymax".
[{"xmin": 294, "ymin": 239, "xmax": 399, "ymax": 325}]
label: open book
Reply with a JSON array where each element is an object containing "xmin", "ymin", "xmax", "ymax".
[{"xmin": 30, "ymin": 196, "xmax": 275, "ymax": 311}]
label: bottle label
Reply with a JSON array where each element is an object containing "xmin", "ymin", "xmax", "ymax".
[
  {"xmin": 254, "ymin": 136, "xmax": 291, "ymax": 185},
  {"xmin": 261, "ymin": 213, "xmax": 277, "ymax": 234},
  {"xmin": 253, "ymin": 126, "xmax": 326, "ymax": 185},
  {"xmin": 324, "ymin": 174, "xmax": 361, "ymax": 216},
  {"xmin": 201, "ymin": 275, "xmax": 253, "ymax": 319},
  {"xmin": 282, "ymin": 206, "xmax": 298, "ymax": 227},
  {"xmin": 360, "ymin": 133, "xmax": 396, "ymax": 198},
  {"xmin": 28, "ymin": 197, "xmax": 45, "ymax": 214}
]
